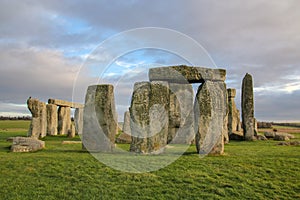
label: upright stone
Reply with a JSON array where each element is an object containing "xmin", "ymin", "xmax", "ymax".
[
  {"xmin": 148, "ymin": 81, "xmax": 169, "ymax": 153},
  {"xmin": 74, "ymin": 108, "xmax": 83, "ymax": 135},
  {"xmin": 122, "ymin": 111, "xmax": 131, "ymax": 135},
  {"xmin": 57, "ymin": 106, "xmax": 71, "ymax": 135},
  {"xmin": 227, "ymin": 89, "xmax": 241, "ymax": 136},
  {"xmin": 168, "ymin": 83, "xmax": 194, "ymax": 144},
  {"xmin": 82, "ymin": 84, "xmax": 117, "ymax": 152},
  {"xmin": 129, "ymin": 81, "xmax": 169, "ymax": 154},
  {"xmin": 242, "ymin": 73, "xmax": 255, "ymax": 141},
  {"xmin": 27, "ymin": 98, "xmax": 47, "ymax": 138},
  {"xmin": 129, "ymin": 82, "xmax": 150, "ymax": 153},
  {"xmin": 194, "ymin": 81, "xmax": 227, "ymax": 155},
  {"xmin": 46, "ymin": 104, "xmax": 58, "ymax": 136}
]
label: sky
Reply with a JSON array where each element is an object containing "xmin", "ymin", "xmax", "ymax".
[{"xmin": 0, "ymin": 0, "xmax": 300, "ymax": 122}]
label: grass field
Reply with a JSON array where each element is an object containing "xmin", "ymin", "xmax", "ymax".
[{"xmin": 0, "ymin": 120, "xmax": 299, "ymax": 199}]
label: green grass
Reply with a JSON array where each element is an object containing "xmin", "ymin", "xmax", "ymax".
[{"xmin": 0, "ymin": 121, "xmax": 299, "ymax": 199}]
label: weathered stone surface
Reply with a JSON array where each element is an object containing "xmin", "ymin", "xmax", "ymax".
[
  {"xmin": 129, "ymin": 81, "xmax": 169, "ymax": 154},
  {"xmin": 57, "ymin": 106, "xmax": 71, "ymax": 135},
  {"xmin": 10, "ymin": 137, "xmax": 45, "ymax": 152},
  {"xmin": 227, "ymin": 88, "xmax": 241, "ymax": 138},
  {"xmin": 74, "ymin": 108, "xmax": 83, "ymax": 135},
  {"xmin": 194, "ymin": 81, "xmax": 227, "ymax": 155},
  {"xmin": 129, "ymin": 82, "xmax": 150, "ymax": 153},
  {"xmin": 46, "ymin": 104, "xmax": 58, "ymax": 136},
  {"xmin": 149, "ymin": 65, "xmax": 226, "ymax": 83},
  {"xmin": 122, "ymin": 111, "xmax": 131, "ymax": 135},
  {"xmin": 168, "ymin": 83, "xmax": 194, "ymax": 144},
  {"xmin": 274, "ymin": 134, "xmax": 290, "ymax": 141},
  {"xmin": 48, "ymin": 99, "xmax": 84, "ymax": 108},
  {"xmin": 27, "ymin": 98, "xmax": 47, "ymax": 138},
  {"xmin": 242, "ymin": 73, "xmax": 255, "ymax": 141},
  {"xmin": 82, "ymin": 84, "xmax": 117, "ymax": 152}
]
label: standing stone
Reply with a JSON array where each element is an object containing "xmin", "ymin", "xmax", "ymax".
[
  {"xmin": 46, "ymin": 104, "xmax": 58, "ymax": 136},
  {"xmin": 122, "ymin": 111, "xmax": 131, "ymax": 135},
  {"xmin": 57, "ymin": 106, "xmax": 71, "ymax": 135},
  {"xmin": 129, "ymin": 82, "xmax": 150, "ymax": 153},
  {"xmin": 148, "ymin": 81, "xmax": 169, "ymax": 153},
  {"xmin": 168, "ymin": 83, "xmax": 194, "ymax": 144},
  {"xmin": 74, "ymin": 108, "xmax": 83, "ymax": 135},
  {"xmin": 242, "ymin": 73, "xmax": 255, "ymax": 141},
  {"xmin": 82, "ymin": 84, "xmax": 117, "ymax": 152},
  {"xmin": 129, "ymin": 81, "xmax": 169, "ymax": 154},
  {"xmin": 227, "ymin": 89, "xmax": 241, "ymax": 136},
  {"xmin": 68, "ymin": 123, "xmax": 76, "ymax": 138},
  {"xmin": 27, "ymin": 98, "xmax": 47, "ymax": 138},
  {"xmin": 194, "ymin": 81, "xmax": 227, "ymax": 155}
]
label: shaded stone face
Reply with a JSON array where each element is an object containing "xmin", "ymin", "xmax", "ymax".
[
  {"xmin": 241, "ymin": 73, "xmax": 255, "ymax": 141},
  {"xmin": 82, "ymin": 84, "xmax": 117, "ymax": 152},
  {"xmin": 149, "ymin": 65, "xmax": 226, "ymax": 83},
  {"xmin": 57, "ymin": 106, "xmax": 71, "ymax": 135},
  {"xmin": 194, "ymin": 81, "xmax": 227, "ymax": 155},
  {"xmin": 168, "ymin": 83, "xmax": 194, "ymax": 144},
  {"xmin": 27, "ymin": 98, "xmax": 47, "ymax": 138},
  {"xmin": 46, "ymin": 104, "xmax": 58, "ymax": 136},
  {"xmin": 129, "ymin": 81, "xmax": 169, "ymax": 154}
]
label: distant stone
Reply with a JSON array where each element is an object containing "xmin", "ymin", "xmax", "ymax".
[
  {"xmin": 46, "ymin": 104, "xmax": 58, "ymax": 136},
  {"xmin": 168, "ymin": 83, "xmax": 194, "ymax": 144},
  {"xmin": 67, "ymin": 123, "xmax": 76, "ymax": 138},
  {"xmin": 274, "ymin": 134, "xmax": 290, "ymax": 141},
  {"xmin": 264, "ymin": 132, "xmax": 275, "ymax": 138},
  {"xmin": 227, "ymin": 88, "xmax": 241, "ymax": 137},
  {"xmin": 115, "ymin": 132, "xmax": 132, "ymax": 144},
  {"xmin": 241, "ymin": 73, "xmax": 255, "ymax": 141},
  {"xmin": 74, "ymin": 108, "xmax": 83, "ymax": 135},
  {"xmin": 82, "ymin": 84, "xmax": 117, "ymax": 152},
  {"xmin": 48, "ymin": 98, "xmax": 84, "ymax": 108},
  {"xmin": 256, "ymin": 135, "xmax": 268, "ymax": 141},
  {"xmin": 194, "ymin": 81, "xmax": 227, "ymax": 155},
  {"xmin": 10, "ymin": 137, "xmax": 45, "ymax": 152},
  {"xmin": 57, "ymin": 106, "xmax": 71, "ymax": 135},
  {"xmin": 149, "ymin": 65, "xmax": 226, "ymax": 83},
  {"xmin": 27, "ymin": 98, "xmax": 47, "ymax": 138},
  {"xmin": 122, "ymin": 111, "xmax": 131, "ymax": 135},
  {"xmin": 275, "ymin": 132, "xmax": 294, "ymax": 140}
]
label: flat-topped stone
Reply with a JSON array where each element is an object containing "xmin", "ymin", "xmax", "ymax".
[
  {"xmin": 48, "ymin": 99, "xmax": 84, "ymax": 108},
  {"xmin": 149, "ymin": 65, "xmax": 226, "ymax": 83}
]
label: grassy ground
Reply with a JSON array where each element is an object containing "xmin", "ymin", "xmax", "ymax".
[{"xmin": 0, "ymin": 121, "xmax": 299, "ymax": 199}]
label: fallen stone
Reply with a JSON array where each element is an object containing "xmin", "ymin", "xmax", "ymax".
[
  {"xmin": 10, "ymin": 137, "xmax": 45, "ymax": 152},
  {"xmin": 256, "ymin": 135, "xmax": 268, "ymax": 141},
  {"xmin": 82, "ymin": 84, "xmax": 117, "ymax": 152},
  {"xmin": 264, "ymin": 132, "xmax": 275, "ymax": 138},
  {"xmin": 115, "ymin": 132, "xmax": 132, "ymax": 144},
  {"xmin": 241, "ymin": 73, "xmax": 255, "ymax": 141},
  {"xmin": 194, "ymin": 80, "xmax": 227, "ymax": 155},
  {"xmin": 149, "ymin": 65, "xmax": 226, "ymax": 83},
  {"xmin": 274, "ymin": 134, "xmax": 290, "ymax": 141}
]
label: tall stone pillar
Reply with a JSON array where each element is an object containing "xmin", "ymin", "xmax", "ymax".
[
  {"xmin": 46, "ymin": 104, "xmax": 58, "ymax": 136},
  {"xmin": 194, "ymin": 81, "xmax": 227, "ymax": 155},
  {"xmin": 74, "ymin": 108, "xmax": 83, "ymax": 135},
  {"xmin": 168, "ymin": 83, "xmax": 194, "ymax": 144},
  {"xmin": 241, "ymin": 73, "xmax": 255, "ymax": 141},
  {"xmin": 57, "ymin": 106, "xmax": 71, "ymax": 135},
  {"xmin": 82, "ymin": 84, "xmax": 117, "ymax": 152},
  {"xmin": 27, "ymin": 98, "xmax": 47, "ymax": 138},
  {"xmin": 129, "ymin": 81, "xmax": 169, "ymax": 154},
  {"xmin": 227, "ymin": 89, "xmax": 241, "ymax": 136}
]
